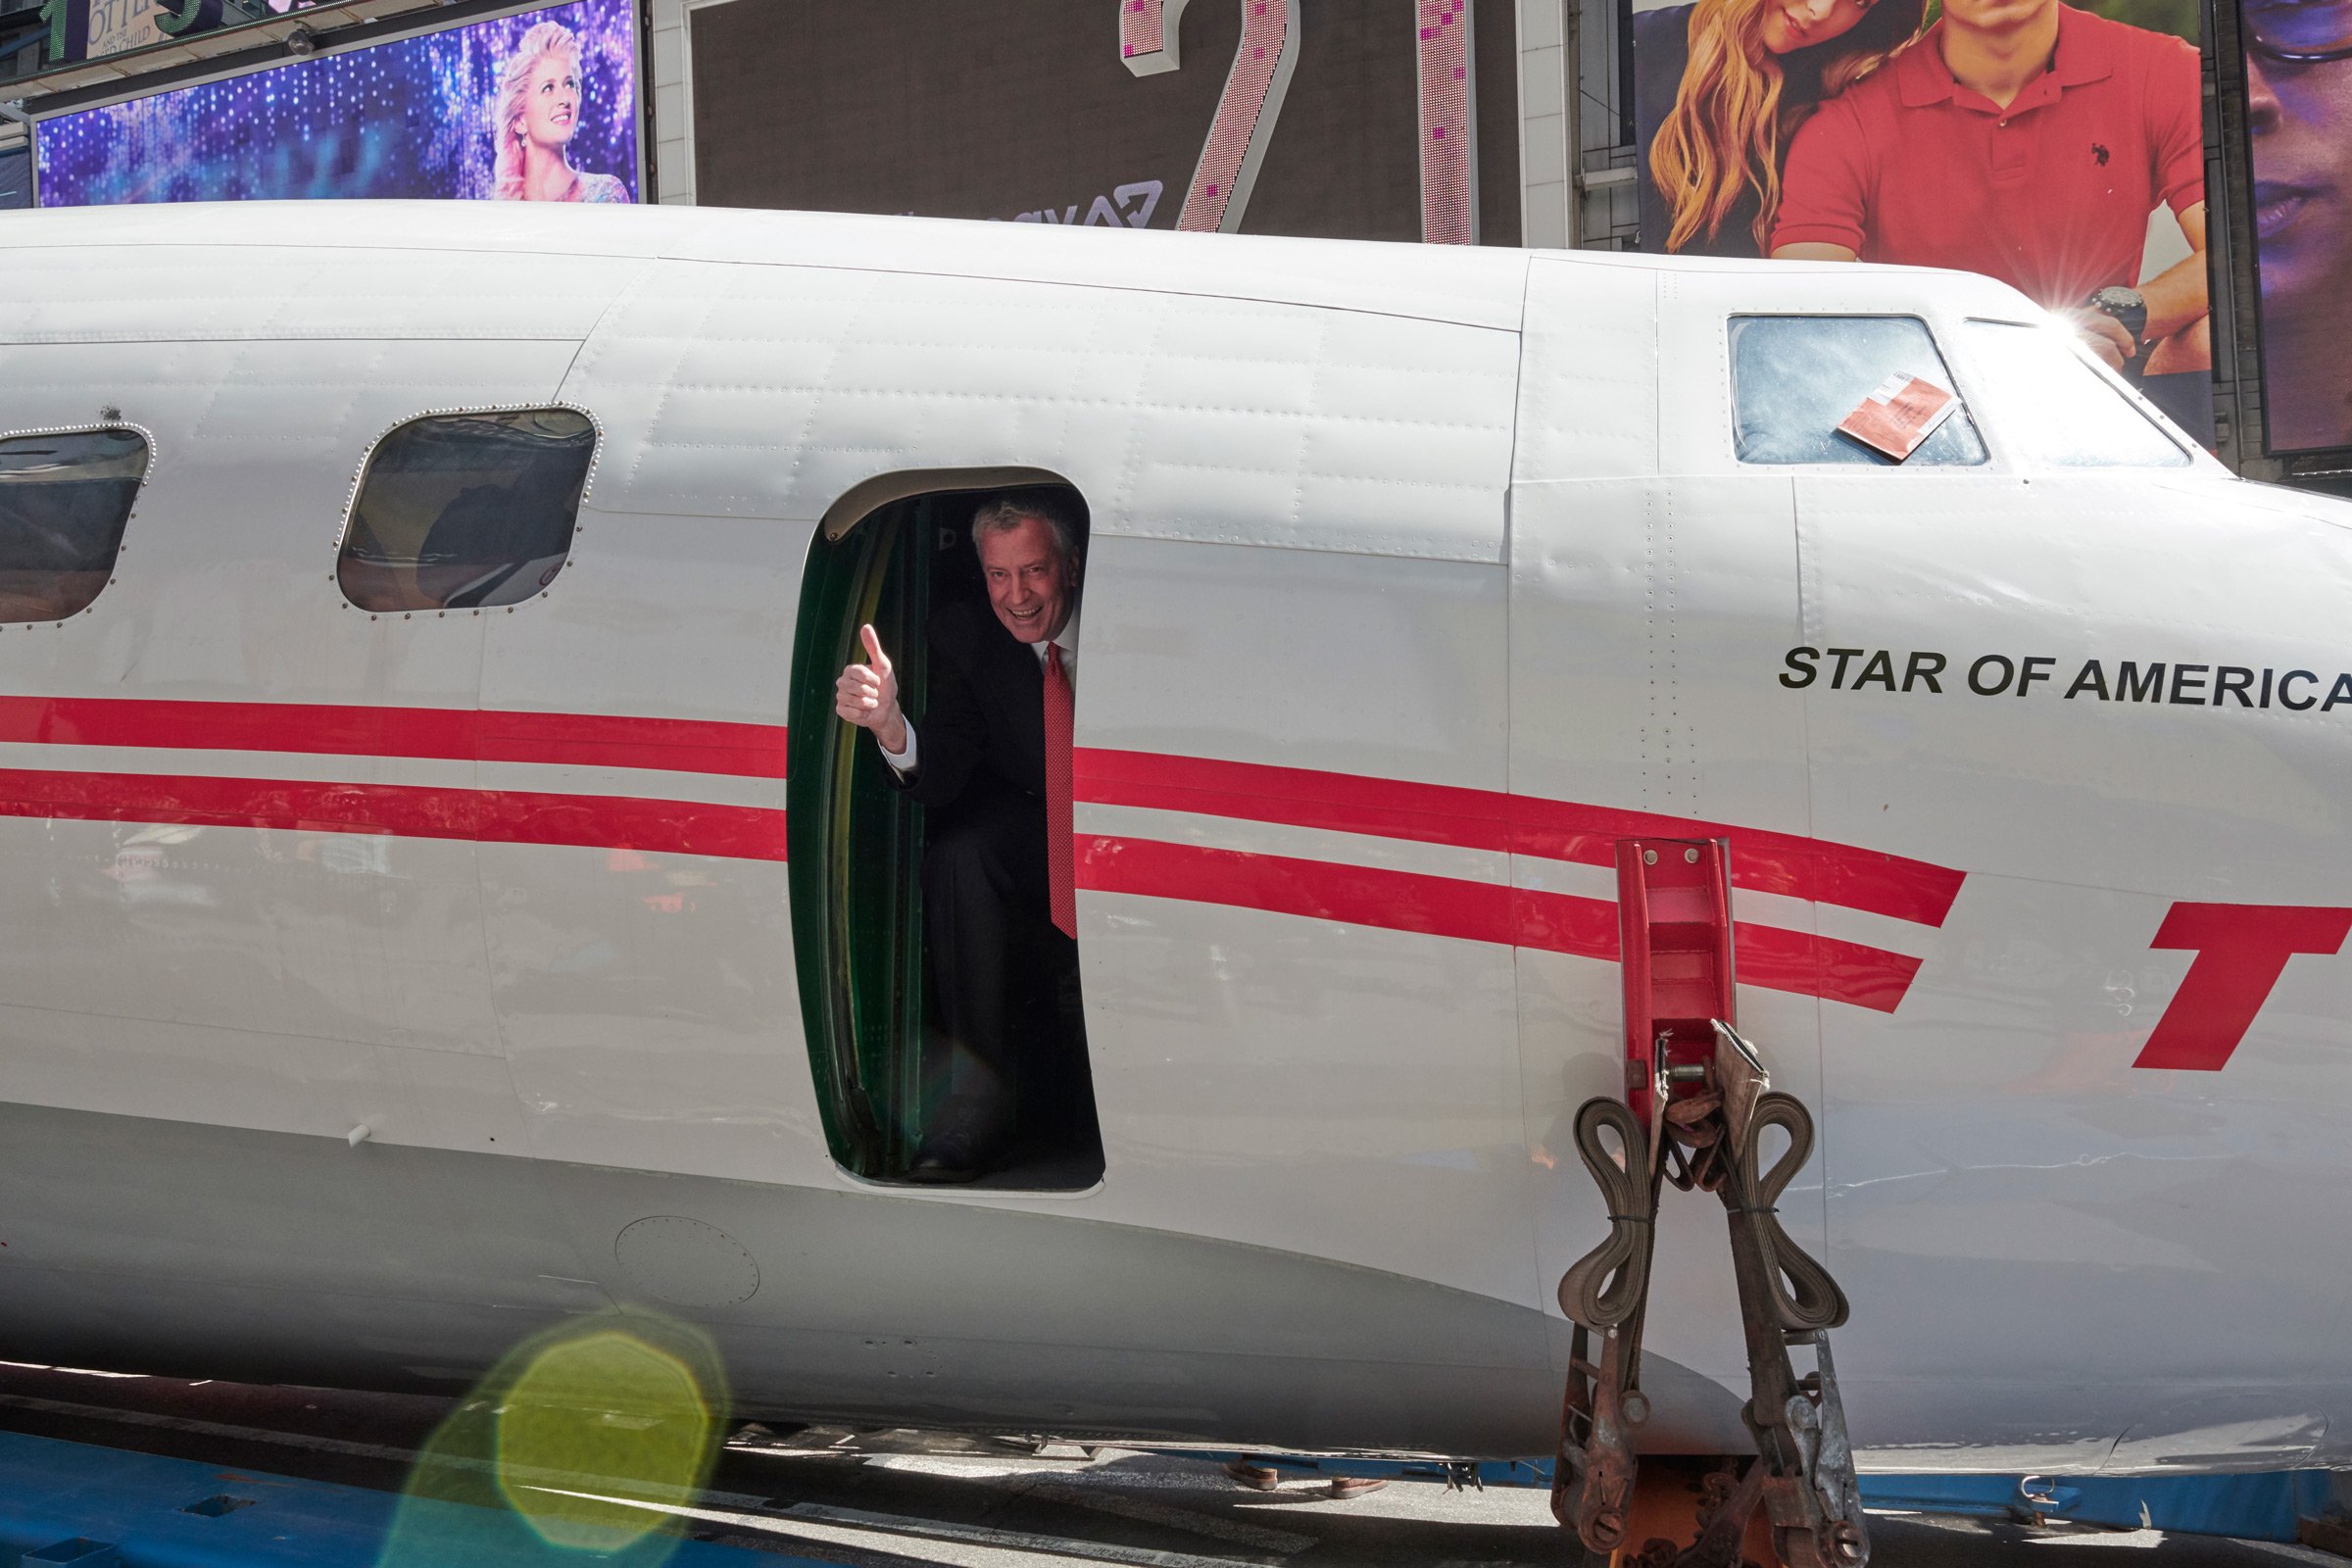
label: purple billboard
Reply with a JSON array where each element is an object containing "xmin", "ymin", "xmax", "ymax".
[
  {"xmin": 2239, "ymin": 0, "xmax": 2352, "ymax": 454},
  {"xmin": 35, "ymin": 0, "xmax": 640, "ymax": 207}
]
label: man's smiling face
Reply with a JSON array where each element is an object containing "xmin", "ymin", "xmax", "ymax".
[{"xmin": 980, "ymin": 514, "xmax": 1076, "ymax": 645}]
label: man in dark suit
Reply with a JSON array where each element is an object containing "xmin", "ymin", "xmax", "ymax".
[{"xmin": 834, "ymin": 490, "xmax": 1082, "ymax": 1182}]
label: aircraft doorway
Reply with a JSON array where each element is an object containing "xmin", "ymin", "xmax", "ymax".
[{"xmin": 787, "ymin": 477, "xmax": 1102, "ymax": 1192}]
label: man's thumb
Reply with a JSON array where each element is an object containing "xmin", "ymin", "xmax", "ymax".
[{"xmin": 858, "ymin": 622, "xmax": 891, "ymax": 673}]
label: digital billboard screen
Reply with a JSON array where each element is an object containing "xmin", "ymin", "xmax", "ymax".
[
  {"xmin": 686, "ymin": 0, "xmax": 1524, "ymax": 246},
  {"xmin": 34, "ymin": 0, "xmax": 641, "ymax": 207},
  {"xmin": 0, "ymin": 141, "xmax": 29, "ymax": 210},
  {"xmin": 1628, "ymin": 0, "xmax": 2216, "ymax": 444},
  {"xmin": 2238, "ymin": 0, "xmax": 2352, "ymax": 454}
]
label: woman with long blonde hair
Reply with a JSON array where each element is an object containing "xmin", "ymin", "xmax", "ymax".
[
  {"xmin": 1635, "ymin": 0, "xmax": 1925, "ymax": 254},
  {"xmin": 491, "ymin": 20, "xmax": 631, "ymax": 204}
]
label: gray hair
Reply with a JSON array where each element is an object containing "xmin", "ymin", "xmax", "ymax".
[{"xmin": 969, "ymin": 488, "xmax": 1083, "ymax": 568}]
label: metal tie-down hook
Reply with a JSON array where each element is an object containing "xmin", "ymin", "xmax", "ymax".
[{"xmin": 1550, "ymin": 840, "xmax": 1869, "ymax": 1568}]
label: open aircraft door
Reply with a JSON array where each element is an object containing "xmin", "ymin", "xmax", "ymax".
[{"xmin": 1508, "ymin": 258, "xmax": 1829, "ymax": 1449}]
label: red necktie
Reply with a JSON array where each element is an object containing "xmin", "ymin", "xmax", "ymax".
[{"xmin": 1043, "ymin": 643, "xmax": 1076, "ymax": 939}]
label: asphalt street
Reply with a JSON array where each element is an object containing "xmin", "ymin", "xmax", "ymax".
[{"xmin": 0, "ymin": 1363, "xmax": 2338, "ymax": 1568}]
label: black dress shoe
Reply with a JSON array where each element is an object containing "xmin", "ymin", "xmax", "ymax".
[{"xmin": 906, "ymin": 1129, "xmax": 987, "ymax": 1184}]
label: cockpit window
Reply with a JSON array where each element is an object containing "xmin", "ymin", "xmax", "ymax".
[
  {"xmin": 338, "ymin": 408, "xmax": 596, "ymax": 612},
  {"xmin": 0, "ymin": 426, "xmax": 147, "ymax": 623},
  {"xmin": 1730, "ymin": 316, "xmax": 1988, "ymax": 466},
  {"xmin": 1959, "ymin": 319, "xmax": 2190, "ymax": 468}
]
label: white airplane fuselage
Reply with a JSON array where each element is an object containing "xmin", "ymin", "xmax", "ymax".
[{"xmin": 2, "ymin": 201, "xmax": 2348, "ymax": 1477}]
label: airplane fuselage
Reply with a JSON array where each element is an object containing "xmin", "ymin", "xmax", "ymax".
[{"xmin": 1, "ymin": 202, "xmax": 2347, "ymax": 1476}]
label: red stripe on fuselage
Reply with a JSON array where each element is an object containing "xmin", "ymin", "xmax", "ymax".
[
  {"xmin": 0, "ymin": 769, "xmax": 788, "ymax": 861},
  {"xmin": 0, "ymin": 697, "xmax": 789, "ymax": 779},
  {"xmin": 1076, "ymin": 836, "xmax": 1923, "ymax": 1012},
  {"xmin": 0, "ymin": 700, "xmax": 1947, "ymax": 1007},
  {"xmin": 1076, "ymin": 749, "xmax": 1963, "ymax": 929},
  {"xmin": 0, "ymin": 700, "xmax": 1955, "ymax": 930}
]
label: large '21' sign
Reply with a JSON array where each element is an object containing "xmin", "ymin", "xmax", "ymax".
[{"xmin": 1116, "ymin": 0, "xmax": 1481, "ymax": 243}]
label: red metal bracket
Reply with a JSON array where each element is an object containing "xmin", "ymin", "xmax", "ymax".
[{"xmin": 1616, "ymin": 837, "xmax": 1736, "ymax": 1134}]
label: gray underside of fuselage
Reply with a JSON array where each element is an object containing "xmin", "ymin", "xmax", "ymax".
[{"xmin": 0, "ymin": 1101, "xmax": 1757, "ymax": 1457}]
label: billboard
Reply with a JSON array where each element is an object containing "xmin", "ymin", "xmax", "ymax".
[
  {"xmin": 2238, "ymin": 0, "xmax": 2352, "ymax": 454},
  {"xmin": 686, "ymin": 0, "xmax": 1523, "ymax": 245},
  {"xmin": 34, "ymin": 0, "xmax": 640, "ymax": 206},
  {"xmin": 1630, "ymin": 0, "xmax": 2215, "ymax": 442},
  {"xmin": 0, "ymin": 141, "xmax": 29, "ymax": 210},
  {"xmin": 84, "ymin": 0, "xmax": 170, "ymax": 60}
]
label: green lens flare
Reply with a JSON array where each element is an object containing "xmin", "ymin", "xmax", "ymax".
[
  {"xmin": 496, "ymin": 1330, "xmax": 715, "ymax": 1550},
  {"xmin": 376, "ymin": 1318, "xmax": 728, "ymax": 1568}
]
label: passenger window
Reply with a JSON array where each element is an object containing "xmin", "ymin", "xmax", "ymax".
[
  {"xmin": 338, "ymin": 408, "xmax": 596, "ymax": 612},
  {"xmin": 1730, "ymin": 316, "xmax": 1988, "ymax": 466},
  {"xmin": 0, "ymin": 426, "xmax": 147, "ymax": 623},
  {"xmin": 1959, "ymin": 320, "xmax": 2189, "ymax": 467}
]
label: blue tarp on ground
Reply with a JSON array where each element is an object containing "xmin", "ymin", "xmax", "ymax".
[
  {"xmin": 7, "ymin": 1425, "xmax": 2336, "ymax": 1557},
  {"xmin": 0, "ymin": 1431, "xmax": 803, "ymax": 1568},
  {"xmin": 1230, "ymin": 1451, "xmax": 2339, "ymax": 1544},
  {"xmin": 1857, "ymin": 1468, "xmax": 2339, "ymax": 1543}
]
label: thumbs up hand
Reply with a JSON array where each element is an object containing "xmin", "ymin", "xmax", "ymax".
[{"xmin": 836, "ymin": 623, "xmax": 907, "ymax": 753}]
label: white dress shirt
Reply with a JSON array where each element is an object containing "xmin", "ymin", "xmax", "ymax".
[{"xmin": 879, "ymin": 608, "xmax": 1079, "ymax": 775}]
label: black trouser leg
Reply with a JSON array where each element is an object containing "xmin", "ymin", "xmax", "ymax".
[{"xmin": 923, "ymin": 791, "xmax": 1049, "ymax": 1144}]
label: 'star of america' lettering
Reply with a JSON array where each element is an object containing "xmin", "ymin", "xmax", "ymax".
[{"xmin": 1779, "ymin": 647, "xmax": 2352, "ymax": 712}]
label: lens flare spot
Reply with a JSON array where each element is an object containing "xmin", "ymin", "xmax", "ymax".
[{"xmin": 494, "ymin": 1330, "xmax": 718, "ymax": 1551}]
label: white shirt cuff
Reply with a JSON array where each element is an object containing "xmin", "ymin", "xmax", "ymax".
[{"xmin": 879, "ymin": 722, "xmax": 917, "ymax": 773}]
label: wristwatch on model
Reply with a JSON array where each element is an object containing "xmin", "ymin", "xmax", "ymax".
[{"xmin": 2085, "ymin": 284, "xmax": 2149, "ymax": 346}]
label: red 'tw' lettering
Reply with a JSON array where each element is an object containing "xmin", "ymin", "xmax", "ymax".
[{"xmin": 2133, "ymin": 903, "xmax": 2352, "ymax": 1071}]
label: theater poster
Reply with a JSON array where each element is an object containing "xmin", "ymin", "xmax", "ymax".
[
  {"xmin": 84, "ymin": 0, "xmax": 167, "ymax": 60},
  {"xmin": 2236, "ymin": 0, "xmax": 2352, "ymax": 455},
  {"xmin": 34, "ymin": 0, "xmax": 640, "ymax": 207},
  {"xmin": 1630, "ymin": 0, "xmax": 2215, "ymax": 443}
]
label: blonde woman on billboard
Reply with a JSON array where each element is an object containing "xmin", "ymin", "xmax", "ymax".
[
  {"xmin": 1638, "ymin": 0, "xmax": 1928, "ymax": 255},
  {"xmin": 493, "ymin": 20, "xmax": 631, "ymax": 203}
]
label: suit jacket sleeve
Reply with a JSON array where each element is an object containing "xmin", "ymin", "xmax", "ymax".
[{"xmin": 887, "ymin": 615, "xmax": 991, "ymax": 808}]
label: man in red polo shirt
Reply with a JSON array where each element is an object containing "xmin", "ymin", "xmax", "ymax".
[{"xmin": 1769, "ymin": 0, "xmax": 2208, "ymax": 372}]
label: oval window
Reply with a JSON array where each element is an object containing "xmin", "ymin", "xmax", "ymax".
[
  {"xmin": 0, "ymin": 426, "xmax": 147, "ymax": 622},
  {"xmin": 339, "ymin": 408, "xmax": 596, "ymax": 612}
]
